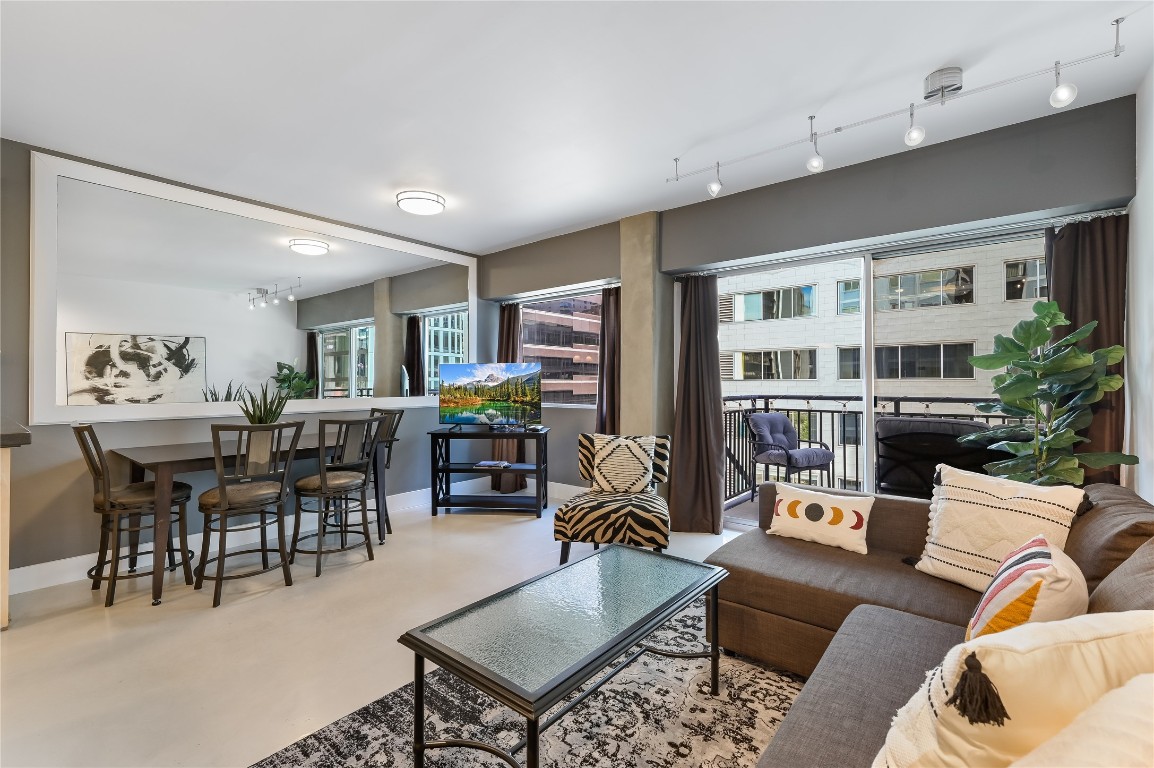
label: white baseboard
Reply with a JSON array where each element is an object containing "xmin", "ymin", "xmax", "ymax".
[{"xmin": 8, "ymin": 478, "xmax": 587, "ymax": 595}]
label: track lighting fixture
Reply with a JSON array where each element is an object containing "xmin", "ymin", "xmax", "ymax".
[
  {"xmin": 707, "ymin": 162, "xmax": 723, "ymax": 197},
  {"xmin": 666, "ymin": 18, "xmax": 1128, "ymax": 197},
  {"xmin": 272, "ymin": 284, "xmax": 280, "ymax": 305},
  {"xmin": 806, "ymin": 116, "xmax": 824, "ymax": 173},
  {"xmin": 246, "ymin": 280, "xmax": 301, "ymax": 311},
  {"xmin": 1049, "ymin": 60, "xmax": 1078, "ymax": 108},
  {"xmin": 904, "ymin": 103, "xmax": 926, "ymax": 147}
]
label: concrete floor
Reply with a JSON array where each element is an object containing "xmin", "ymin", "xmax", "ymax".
[{"xmin": 0, "ymin": 497, "xmax": 739, "ymax": 768}]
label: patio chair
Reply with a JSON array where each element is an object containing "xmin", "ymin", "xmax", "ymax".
[
  {"xmin": 745, "ymin": 412, "xmax": 835, "ymax": 502},
  {"xmin": 874, "ymin": 416, "xmax": 1004, "ymax": 498}
]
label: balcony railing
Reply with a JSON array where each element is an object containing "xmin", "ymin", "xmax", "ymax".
[{"xmin": 722, "ymin": 394, "xmax": 1020, "ymax": 504}]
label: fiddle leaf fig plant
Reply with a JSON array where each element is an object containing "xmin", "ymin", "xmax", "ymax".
[
  {"xmin": 960, "ymin": 300, "xmax": 1138, "ymax": 486},
  {"xmin": 272, "ymin": 361, "xmax": 316, "ymax": 400}
]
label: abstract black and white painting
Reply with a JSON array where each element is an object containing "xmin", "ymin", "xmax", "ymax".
[{"xmin": 66, "ymin": 333, "xmax": 207, "ymax": 405}]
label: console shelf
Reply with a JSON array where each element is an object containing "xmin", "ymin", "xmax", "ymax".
[{"xmin": 428, "ymin": 428, "xmax": 549, "ymax": 517}]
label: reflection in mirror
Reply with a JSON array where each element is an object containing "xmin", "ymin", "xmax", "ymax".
[{"xmin": 33, "ymin": 153, "xmax": 477, "ymax": 424}]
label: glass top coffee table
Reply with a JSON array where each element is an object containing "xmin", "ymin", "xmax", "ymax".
[{"xmin": 398, "ymin": 544, "xmax": 728, "ymax": 768}]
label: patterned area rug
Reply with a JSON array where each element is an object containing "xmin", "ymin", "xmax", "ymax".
[{"xmin": 252, "ymin": 600, "xmax": 804, "ymax": 767}]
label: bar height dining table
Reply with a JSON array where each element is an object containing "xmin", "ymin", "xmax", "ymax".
[{"xmin": 111, "ymin": 437, "xmax": 391, "ymax": 605}]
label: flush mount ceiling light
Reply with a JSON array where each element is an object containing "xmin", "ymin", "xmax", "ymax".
[
  {"xmin": 396, "ymin": 190, "xmax": 446, "ymax": 216},
  {"xmin": 806, "ymin": 116, "xmax": 824, "ymax": 173},
  {"xmin": 289, "ymin": 238, "xmax": 329, "ymax": 256},
  {"xmin": 904, "ymin": 103, "xmax": 926, "ymax": 146},
  {"xmin": 666, "ymin": 18, "xmax": 1127, "ymax": 197},
  {"xmin": 707, "ymin": 162, "xmax": 723, "ymax": 198}
]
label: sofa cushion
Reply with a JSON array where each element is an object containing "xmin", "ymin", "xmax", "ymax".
[
  {"xmin": 1064, "ymin": 484, "xmax": 1154, "ymax": 592},
  {"xmin": 705, "ymin": 530, "xmax": 981, "ymax": 632},
  {"xmin": 759, "ymin": 605, "xmax": 963, "ymax": 768},
  {"xmin": 1089, "ymin": 536, "xmax": 1154, "ymax": 613},
  {"xmin": 768, "ymin": 484, "xmax": 875, "ymax": 555}
]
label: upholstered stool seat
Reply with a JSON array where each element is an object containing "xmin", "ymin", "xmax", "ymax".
[
  {"xmin": 554, "ymin": 490, "xmax": 670, "ymax": 547},
  {"xmin": 197, "ymin": 481, "xmax": 282, "ymax": 509},
  {"xmin": 96, "ymin": 481, "xmax": 193, "ymax": 509},
  {"xmin": 553, "ymin": 433, "xmax": 672, "ymax": 564},
  {"xmin": 294, "ymin": 471, "xmax": 365, "ymax": 493}
]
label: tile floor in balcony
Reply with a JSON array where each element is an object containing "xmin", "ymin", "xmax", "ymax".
[{"xmin": 0, "ymin": 496, "xmax": 739, "ymax": 768}]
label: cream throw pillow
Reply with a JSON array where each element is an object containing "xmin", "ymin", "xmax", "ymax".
[
  {"xmin": 1011, "ymin": 673, "xmax": 1154, "ymax": 767},
  {"xmin": 767, "ymin": 484, "xmax": 874, "ymax": 554},
  {"xmin": 916, "ymin": 466, "xmax": 1085, "ymax": 591},
  {"xmin": 872, "ymin": 611, "xmax": 1154, "ymax": 768}
]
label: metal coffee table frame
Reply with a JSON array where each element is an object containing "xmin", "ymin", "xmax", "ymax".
[{"xmin": 398, "ymin": 545, "xmax": 728, "ymax": 768}]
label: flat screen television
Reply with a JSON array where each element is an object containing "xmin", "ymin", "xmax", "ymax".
[{"xmin": 438, "ymin": 363, "xmax": 543, "ymax": 426}]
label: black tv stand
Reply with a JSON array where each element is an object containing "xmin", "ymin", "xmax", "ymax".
[{"xmin": 428, "ymin": 427, "xmax": 549, "ymax": 517}]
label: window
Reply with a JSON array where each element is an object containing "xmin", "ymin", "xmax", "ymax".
[
  {"xmin": 837, "ymin": 280, "xmax": 860, "ymax": 314},
  {"xmin": 839, "ymin": 479, "xmax": 863, "ymax": 491},
  {"xmin": 320, "ymin": 323, "xmax": 375, "ymax": 398},
  {"xmin": 874, "ymin": 267, "xmax": 974, "ymax": 311},
  {"xmin": 838, "ymin": 412, "xmax": 861, "ymax": 446},
  {"xmin": 874, "ymin": 343, "xmax": 975, "ymax": 379},
  {"xmin": 731, "ymin": 349, "xmax": 817, "ymax": 380},
  {"xmin": 732, "ymin": 285, "xmax": 815, "ymax": 321},
  {"xmin": 423, "ymin": 310, "xmax": 468, "ymax": 392},
  {"xmin": 837, "ymin": 347, "xmax": 861, "ymax": 380},
  {"xmin": 1005, "ymin": 258, "xmax": 1048, "ymax": 300},
  {"xmin": 521, "ymin": 292, "xmax": 602, "ymax": 405}
]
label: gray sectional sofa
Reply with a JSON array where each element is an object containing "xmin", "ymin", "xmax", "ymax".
[{"xmin": 703, "ymin": 482, "xmax": 1154, "ymax": 767}]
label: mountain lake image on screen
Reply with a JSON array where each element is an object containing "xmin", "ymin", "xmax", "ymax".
[{"xmin": 438, "ymin": 363, "xmax": 543, "ymax": 426}]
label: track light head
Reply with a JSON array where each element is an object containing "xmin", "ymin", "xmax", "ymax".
[
  {"xmin": 1050, "ymin": 61, "xmax": 1077, "ymax": 108},
  {"xmin": 707, "ymin": 162, "xmax": 723, "ymax": 198},
  {"xmin": 806, "ymin": 116, "xmax": 824, "ymax": 172},
  {"xmin": 904, "ymin": 103, "xmax": 926, "ymax": 146}
]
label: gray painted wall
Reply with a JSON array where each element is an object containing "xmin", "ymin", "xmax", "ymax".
[
  {"xmin": 295, "ymin": 283, "xmax": 375, "ymax": 329},
  {"xmin": 480, "ymin": 222, "xmax": 620, "ymax": 300},
  {"xmin": 661, "ymin": 97, "xmax": 1137, "ymax": 272},
  {"xmin": 390, "ymin": 263, "xmax": 469, "ymax": 314},
  {"xmin": 1, "ymin": 140, "xmax": 31, "ymax": 426},
  {"xmin": 540, "ymin": 406, "xmax": 596, "ymax": 487}
]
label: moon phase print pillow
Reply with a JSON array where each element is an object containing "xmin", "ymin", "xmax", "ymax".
[{"xmin": 767, "ymin": 484, "xmax": 875, "ymax": 555}]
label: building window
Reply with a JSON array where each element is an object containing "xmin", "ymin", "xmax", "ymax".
[
  {"xmin": 838, "ymin": 412, "xmax": 861, "ymax": 446},
  {"xmin": 837, "ymin": 280, "xmax": 860, "ymax": 314},
  {"xmin": 731, "ymin": 349, "xmax": 817, "ymax": 380},
  {"xmin": 874, "ymin": 343, "xmax": 975, "ymax": 379},
  {"xmin": 320, "ymin": 323, "xmax": 374, "ymax": 398},
  {"xmin": 837, "ymin": 347, "xmax": 861, "ymax": 380},
  {"xmin": 874, "ymin": 266, "xmax": 974, "ymax": 311},
  {"xmin": 423, "ymin": 310, "xmax": 468, "ymax": 392},
  {"xmin": 839, "ymin": 478, "xmax": 863, "ymax": 491},
  {"xmin": 732, "ymin": 285, "xmax": 815, "ymax": 322},
  {"xmin": 1005, "ymin": 258, "xmax": 1048, "ymax": 301},
  {"xmin": 521, "ymin": 292, "xmax": 602, "ymax": 405}
]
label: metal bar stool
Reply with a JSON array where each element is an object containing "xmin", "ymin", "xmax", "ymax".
[
  {"xmin": 72, "ymin": 424, "xmax": 194, "ymax": 607},
  {"xmin": 194, "ymin": 421, "xmax": 303, "ymax": 607},
  {"xmin": 291, "ymin": 415, "xmax": 387, "ymax": 576},
  {"xmin": 367, "ymin": 408, "xmax": 404, "ymax": 543}
]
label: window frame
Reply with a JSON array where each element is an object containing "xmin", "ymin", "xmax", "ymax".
[
  {"xmin": 318, "ymin": 322, "xmax": 375, "ymax": 399},
  {"xmin": 422, "ymin": 309, "xmax": 468, "ymax": 393},
  {"xmin": 837, "ymin": 279, "xmax": 861, "ymax": 315},
  {"xmin": 731, "ymin": 348, "xmax": 818, "ymax": 381},
  {"xmin": 1004, "ymin": 257, "xmax": 1048, "ymax": 302},
  {"xmin": 873, "ymin": 342, "xmax": 976, "ymax": 380},
  {"xmin": 519, "ymin": 291, "xmax": 604, "ymax": 406},
  {"xmin": 731, "ymin": 284, "xmax": 817, "ymax": 322},
  {"xmin": 872, "ymin": 265, "xmax": 976, "ymax": 312}
]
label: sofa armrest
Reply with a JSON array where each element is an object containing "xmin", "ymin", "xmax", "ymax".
[{"xmin": 758, "ymin": 482, "xmax": 931, "ymax": 557}]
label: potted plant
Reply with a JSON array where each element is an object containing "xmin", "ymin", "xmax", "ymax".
[
  {"xmin": 239, "ymin": 382, "xmax": 291, "ymax": 425},
  {"xmin": 961, "ymin": 300, "xmax": 1138, "ymax": 486},
  {"xmin": 202, "ymin": 380, "xmax": 247, "ymax": 402},
  {"xmin": 272, "ymin": 361, "xmax": 316, "ymax": 399}
]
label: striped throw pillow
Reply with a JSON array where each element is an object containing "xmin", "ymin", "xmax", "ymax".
[
  {"xmin": 916, "ymin": 465, "xmax": 1086, "ymax": 591},
  {"xmin": 966, "ymin": 535, "xmax": 1088, "ymax": 640},
  {"xmin": 591, "ymin": 434, "xmax": 655, "ymax": 493}
]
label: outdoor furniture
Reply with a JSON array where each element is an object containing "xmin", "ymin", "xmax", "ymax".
[
  {"xmin": 399, "ymin": 545, "xmax": 727, "ymax": 768},
  {"xmin": 874, "ymin": 416, "xmax": 1004, "ymax": 498},
  {"xmin": 368, "ymin": 407, "xmax": 404, "ymax": 543},
  {"xmin": 291, "ymin": 415, "xmax": 387, "ymax": 577},
  {"xmin": 553, "ymin": 433, "xmax": 670, "ymax": 564},
  {"xmin": 72, "ymin": 423, "xmax": 194, "ymax": 607},
  {"xmin": 194, "ymin": 422, "xmax": 303, "ymax": 607},
  {"xmin": 745, "ymin": 412, "xmax": 835, "ymax": 501}
]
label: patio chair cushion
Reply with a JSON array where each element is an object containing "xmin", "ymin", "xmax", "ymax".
[
  {"xmin": 96, "ymin": 481, "xmax": 193, "ymax": 509},
  {"xmin": 295, "ymin": 471, "xmax": 366, "ymax": 493},
  {"xmin": 554, "ymin": 490, "xmax": 670, "ymax": 548},
  {"xmin": 198, "ymin": 481, "xmax": 283, "ymax": 510},
  {"xmin": 785, "ymin": 446, "xmax": 836, "ymax": 468}
]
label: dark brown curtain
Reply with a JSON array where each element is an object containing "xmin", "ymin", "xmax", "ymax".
[
  {"xmin": 595, "ymin": 286, "xmax": 621, "ymax": 434},
  {"xmin": 404, "ymin": 315, "xmax": 426, "ymax": 397},
  {"xmin": 304, "ymin": 332, "xmax": 319, "ymax": 398},
  {"xmin": 492, "ymin": 303, "xmax": 527, "ymax": 492},
  {"xmin": 1046, "ymin": 214, "xmax": 1129, "ymax": 485},
  {"xmin": 670, "ymin": 276, "xmax": 724, "ymax": 534}
]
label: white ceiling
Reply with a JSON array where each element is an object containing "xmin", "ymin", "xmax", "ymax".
[
  {"xmin": 56, "ymin": 178, "xmax": 440, "ymax": 299},
  {"xmin": 3, "ymin": 1, "xmax": 1151, "ymax": 257}
]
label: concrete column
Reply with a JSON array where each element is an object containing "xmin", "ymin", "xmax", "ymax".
[
  {"xmin": 373, "ymin": 277, "xmax": 404, "ymax": 397},
  {"xmin": 619, "ymin": 212, "xmax": 674, "ymax": 436}
]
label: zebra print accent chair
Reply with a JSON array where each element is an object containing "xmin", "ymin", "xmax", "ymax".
[{"xmin": 554, "ymin": 433, "xmax": 671, "ymax": 564}]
